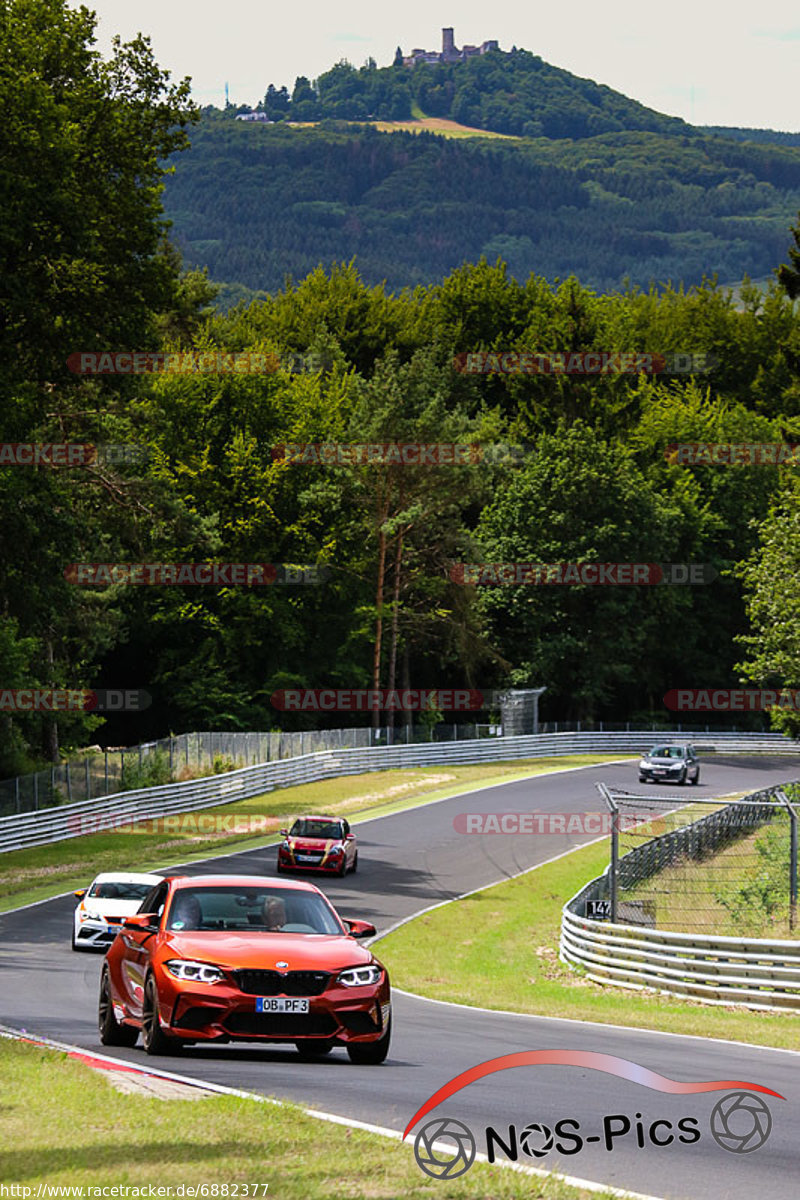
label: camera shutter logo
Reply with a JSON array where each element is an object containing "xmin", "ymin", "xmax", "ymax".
[
  {"xmin": 520, "ymin": 1122, "xmax": 554, "ymax": 1158},
  {"xmin": 710, "ymin": 1092, "xmax": 772, "ymax": 1153},
  {"xmin": 413, "ymin": 1118, "xmax": 476, "ymax": 1179}
]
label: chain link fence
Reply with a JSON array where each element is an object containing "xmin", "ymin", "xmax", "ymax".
[{"xmin": 598, "ymin": 783, "xmax": 799, "ymax": 938}]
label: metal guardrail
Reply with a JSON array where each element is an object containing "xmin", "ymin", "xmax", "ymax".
[
  {"xmin": 561, "ymin": 780, "xmax": 800, "ymax": 1011},
  {"xmin": 0, "ymin": 729, "xmax": 795, "ymax": 855}
]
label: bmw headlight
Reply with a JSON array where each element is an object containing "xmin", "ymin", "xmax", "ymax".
[
  {"xmin": 337, "ymin": 964, "xmax": 382, "ymax": 987},
  {"xmin": 165, "ymin": 960, "xmax": 225, "ymax": 984}
]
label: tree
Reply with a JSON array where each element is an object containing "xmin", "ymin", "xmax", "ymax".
[
  {"xmin": 0, "ymin": 0, "xmax": 197, "ymax": 764},
  {"xmin": 777, "ymin": 212, "xmax": 800, "ymax": 299},
  {"xmin": 473, "ymin": 421, "xmax": 717, "ymax": 720},
  {"xmin": 393, "ymin": 46, "xmax": 404, "ymax": 67},
  {"xmin": 736, "ymin": 476, "xmax": 800, "ymax": 739}
]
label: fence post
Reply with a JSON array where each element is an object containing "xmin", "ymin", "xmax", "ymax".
[
  {"xmin": 792, "ymin": 810, "xmax": 798, "ymax": 933},
  {"xmin": 597, "ymin": 783, "xmax": 618, "ymax": 923},
  {"xmin": 104, "ymin": 750, "xmax": 108, "ymax": 794},
  {"xmin": 777, "ymin": 790, "xmax": 798, "ymax": 931},
  {"xmin": 66, "ymin": 761, "xmax": 72, "ymax": 803},
  {"xmin": 15, "ymin": 777, "xmax": 20, "ymax": 813},
  {"xmin": 33, "ymin": 772, "xmax": 39, "ymax": 810},
  {"xmin": 85, "ymin": 758, "xmax": 90, "ymax": 800}
]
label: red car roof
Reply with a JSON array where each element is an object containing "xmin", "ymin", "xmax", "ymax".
[{"xmin": 170, "ymin": 873, "xmax": 322, "ymax": 894}]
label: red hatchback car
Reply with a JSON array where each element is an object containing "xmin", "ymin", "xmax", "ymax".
[
  {"xmin": 99, "ymin": 874, "xmax": 391, "ymax": 1062},
  {"xmin": 277, "ymin": 815, "xmax": 357, "ymax": 876}
]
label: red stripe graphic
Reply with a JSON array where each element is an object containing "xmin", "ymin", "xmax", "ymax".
[{"xmin": 402, "ymin": 1050, "xmax": 785, "ymax": 1139}]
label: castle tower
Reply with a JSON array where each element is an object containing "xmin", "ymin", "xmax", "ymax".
[{"xmin": 442, "ymin": 27, "xmax": 456, "ymax": 59}]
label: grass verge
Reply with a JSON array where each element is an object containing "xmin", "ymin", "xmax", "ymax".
[
  {"xmin": 0, "ymin": 1037, "xmax": 617, "ymax": 1199},
  {"xmin": 376, "ymin": 837, "xmax": 800, "ymax": 1050},
  {"xmin": 0, "ymin": 756, "xmax": 627, "ymax": 913}
]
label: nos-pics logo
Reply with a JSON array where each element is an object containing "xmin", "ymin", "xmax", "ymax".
[{"xmin": 405, "ymin": 1051, "xmax": 783, "ymax": 1180}]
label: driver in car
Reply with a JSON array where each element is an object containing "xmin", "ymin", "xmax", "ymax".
[
  {"xmin": 262, "ymin": 895, "xmax": 287, "ymax": 930},
  {"xmin": 168, "ymin": 892, "xmax": 202, "ymax": 930}
]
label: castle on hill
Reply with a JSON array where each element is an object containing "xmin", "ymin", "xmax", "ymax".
[{"xmin": 402, "ymin": 28, "xmax": 501, "ymax": 68}]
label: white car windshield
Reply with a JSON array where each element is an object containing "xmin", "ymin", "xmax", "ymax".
[{"xmin": 88, "ymin": 881, "xmax": 156, "ymax": 900}]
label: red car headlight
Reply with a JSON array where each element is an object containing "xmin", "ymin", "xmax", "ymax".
[
  {"xmin": 337, "ymin": 965, "xmax": 382, "ymax": 987},
  {"xmin": 165, "ymin": 959, "xmax": 225, "ymax": 984}
]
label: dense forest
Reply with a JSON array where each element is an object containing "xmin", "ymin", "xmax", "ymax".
[
  {"xmin": 2, "ymin": 0, "xmax": 800, "ymax": 778},
  {"xmin": 165, "ymin": 115, "xmax": 800, "ymax": 296}
]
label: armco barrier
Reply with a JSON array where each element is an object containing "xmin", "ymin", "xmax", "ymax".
[
  {"xmin": 0, "ymin": 730, "xmax": 795, "ymax": 855},
  {"xmin": 560, "ymin": 780, "xmax": 800, "ymax": 1011}
]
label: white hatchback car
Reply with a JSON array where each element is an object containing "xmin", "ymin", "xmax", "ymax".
[{"xmin": 72, "ymin": 872, "xmax": 163, "ymax": 951}]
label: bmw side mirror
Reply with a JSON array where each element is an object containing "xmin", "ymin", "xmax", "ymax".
[{"xmin": 345, "ymin": 919, "xmax": 377, "ymax": 939}]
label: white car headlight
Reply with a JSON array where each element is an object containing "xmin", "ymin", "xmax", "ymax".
[
  {"xmin": 337, "ymin": 964, "xmax": 382, "ymax": 987},
  {"xmin": 165, "ymin": 960, "xmax": 225, "ymax": 984},
  {"xmin": 80, "ymin": 908, "xmax": 102, "ymax": 922}
]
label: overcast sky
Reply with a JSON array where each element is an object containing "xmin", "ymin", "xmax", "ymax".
[{"xmin": 84, "ymin": 0, "xmax": 798, "ymax": 131}]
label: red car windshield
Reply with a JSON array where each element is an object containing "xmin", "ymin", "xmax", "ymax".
[
  {"xmin": 290, "ymin": 819, "xmax": 343, "ymax": 839},
  {"xmin": 165, "ymin": 886, "xmax": 344, "ymax": 935}
]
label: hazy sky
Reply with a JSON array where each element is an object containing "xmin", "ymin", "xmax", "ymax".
[{"xmin": 84, "ymin": 0, "xmax": 798, "ymax": 130}]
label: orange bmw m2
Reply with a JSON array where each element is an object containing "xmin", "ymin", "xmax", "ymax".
[{"xmin": 99, "ymin": 874, "xmax": 391, "ymax": 1062}]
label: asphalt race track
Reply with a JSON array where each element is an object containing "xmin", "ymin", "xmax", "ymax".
[{"xmin": 2, "ymin": 755, "xmax": 799, "ymax": 1199}]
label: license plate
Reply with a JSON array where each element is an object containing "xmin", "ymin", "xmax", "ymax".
[
  {"xmin": 107, "ymin": 924, "xmax": 123, "ymax": 932},
  {"xmin": 296, "ymin": 854, "xmax": 317, "ymax": 862},
  {"xmin": 256, "ymin": 997, "xmax": 309, "ymax": 1013}
]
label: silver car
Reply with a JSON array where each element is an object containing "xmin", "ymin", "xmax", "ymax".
[{"xmin": 638, "ymin": 743, "xmax": 700, "ymax": 786}]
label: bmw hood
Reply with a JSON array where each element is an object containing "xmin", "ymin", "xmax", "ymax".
[{"xmin": 162, "ymin": 931, "xmax": 376, "ymax": 971}]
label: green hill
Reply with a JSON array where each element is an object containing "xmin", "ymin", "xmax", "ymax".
[
  {"xmin": 164, "ymin": 110, "xmax": 800, "ymax": 296},
  {"xmin": 255, "ymin": 48, "xmax": 690, "ymax": 139}
]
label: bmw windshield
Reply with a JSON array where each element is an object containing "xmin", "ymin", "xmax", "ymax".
[{"xmin": 164, "ymin": 886, "xmax": 345, "ymax": 935}]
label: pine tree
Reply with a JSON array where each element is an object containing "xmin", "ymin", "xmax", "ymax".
[{"xmin": 777, "ymin": 213, "xmax": 800, "ymax": 299}]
